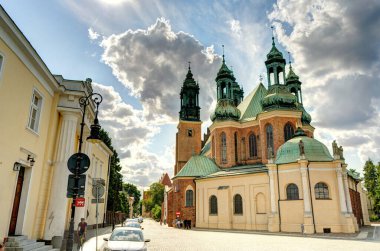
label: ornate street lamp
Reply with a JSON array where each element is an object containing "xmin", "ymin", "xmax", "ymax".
[{"xmin": 66, "ymin": 92, "xmax": 103, "ymax": 251}]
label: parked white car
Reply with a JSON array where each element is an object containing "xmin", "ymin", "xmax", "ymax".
[{"xmin": 102, "ymin": 227, "xmax": 150, "ymax": 251}]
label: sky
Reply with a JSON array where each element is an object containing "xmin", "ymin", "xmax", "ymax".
[{"xmin": 2, "ymin": 0, "xmax": 380, "ymax": 189}]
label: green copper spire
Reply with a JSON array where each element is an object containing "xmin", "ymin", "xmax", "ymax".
[
  {"xmin": 212, "ymin": 46, "xmax": 243, "ymax": 122},
  {"xmin": 179, "ymin": 63, "xmax": 200, "ymax": 121},
  {"xmin": 265, "ymin": 27, "xmax": 286, "ymax": 87}
]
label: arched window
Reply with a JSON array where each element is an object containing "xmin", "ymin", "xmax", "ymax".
[
  {"xmin": 286, "ymin": 184, "xmax": 299, "ymax": 200},
  {"xmin": 221, "ymin": 132, "xmax": 227, "ymax": 163},
  {"xmin": 233, "ymin": 194, "xmax": 243, "ymax": 214},
  {"xmin": 266, "ymin": 124, "xmax": 274, "ymax": 158},
  {"xmin": 209, "ymin": 195, "xmax": 218, "ymax": 215},
  {"xmin": 315, "ymin": 182, "xmax": 329, "ymax": 199},
  {"xmin": 186, "ymin": 189, "xmax": 194, "ymax": 206},
  {"xmin": 249, "ymin": 133, "xmax": 257, "ymax": 158},
  {"xmin": 234, "ymin": 132, "xmax": 238, "ymax": 162},
  {"xmin": 284, "ymin": 123, "xmax": 294, "ymax": 142}
]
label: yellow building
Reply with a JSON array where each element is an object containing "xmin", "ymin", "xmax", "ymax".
[{"xmin": 0, "ymin": 6, "xmax": 112, "ymax": 245}]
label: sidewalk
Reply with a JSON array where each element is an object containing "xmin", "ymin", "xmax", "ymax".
[{"xmin": 74, "ymin": 225, "xmax": 117, "ymax": 251}]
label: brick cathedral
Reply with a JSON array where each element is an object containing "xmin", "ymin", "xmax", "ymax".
[{"xmin": 162, "ymin": 37, "xmax": 369, "ymax": 233}]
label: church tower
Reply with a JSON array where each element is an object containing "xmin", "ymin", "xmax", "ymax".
[{"xmin": 175, "ymin": 64, "xmax": 202, "ymax": 175}]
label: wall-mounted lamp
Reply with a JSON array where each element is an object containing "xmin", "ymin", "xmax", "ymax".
[
  {"xmin": 13, "ymin": 162, "xmax": 22, "ymax": 171},
  {"xmin": 27, "ymin": 155, "xmax": 35, "ymax": 167}
]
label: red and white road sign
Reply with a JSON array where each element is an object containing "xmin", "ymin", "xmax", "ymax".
[
  {"xmin": 176, "ymin": 211, "xmax": 181, "ymax": 216},
  {"xmin": 75, "ymin": 197, "xmax": 85, "ymax": 207}
]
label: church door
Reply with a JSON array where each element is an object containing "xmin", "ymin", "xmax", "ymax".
[{"xmin": 8, "ymin": 166, "xmax": 25, "ymax": 235}]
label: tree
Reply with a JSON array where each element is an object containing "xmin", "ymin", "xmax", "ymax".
[
  {"xmin": 123, "ymin": 183, "xmax": 142, "ymax": 215},
  {"xmin": 363, "ymin": 159, "xmax": 380, "ymax": 214},
  {"xmin": 99, "ymin": 129, "xmax": 124, "ymax": 212},
  {"xmin": 150, "ymin": 182, "xmax": 165, "ymax": 206},
  {"xmin": 151, "ymin": 204, "xmax": 162, "ymax": 221}
]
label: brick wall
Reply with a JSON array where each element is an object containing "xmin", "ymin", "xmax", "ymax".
[
  {"xmin": 210, "ymin": 116, "xmax": 307, "ymax": 168},
  {"xmin": 350, "ymin": 188, "xmax": 364, "ymax": 226},
  {"xmin": 167, "ymin": 179, "xmax": 196, "ymax": 227}
]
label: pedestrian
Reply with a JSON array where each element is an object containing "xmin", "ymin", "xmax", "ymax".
[
  {"xmin": 77, "ymin": 218, "xmax": 88, "ymax": 249},
  {"xmin": 0, "ymin": 241, "xmax": 4, "ymax": 251}
]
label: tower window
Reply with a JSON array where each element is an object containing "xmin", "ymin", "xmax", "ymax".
[
  {"xmin": 249, "ymin": 133, "xmax": 257, "ymax": 158},
  {"xmin": 284, "ymin": 123, "xmax": 294, "ymax": 142},
  {"xmin": 221, "ymin": 132, "xmax": 227, "ymax": 163},
  {"xmin": 187, "ymin": 129, "xmax": 193, "ymax": 137},
  {"xmin": 266, "ymin": 124, "xmax": 274, "ymax": 158}
]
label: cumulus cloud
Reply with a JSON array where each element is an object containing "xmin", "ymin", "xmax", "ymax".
[
  {"xmin": 269, "ymin": 0, "xmax": 380, "ymax": 168},
  {"xmin": 100, "ymin": 18, "xmax": 221, "ymax": 123},
  {"xmin": 88, "ymin": 27, "xmax": 100, "ymax": 40}
]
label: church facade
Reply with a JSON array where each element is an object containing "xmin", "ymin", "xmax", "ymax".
[{"xmin": 165, "ymin": 37, "xmax": 369, "ymax": 234}]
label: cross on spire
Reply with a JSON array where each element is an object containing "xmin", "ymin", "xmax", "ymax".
[
  {"xmin": 271, "ymin": 26, "xmax": 275, "ymax": 46},
  {"xmin": 259, "ymin": 74, "xmax": 263, "ymax": 82},
  {"xmin": 288, "ymin": 51, "xmax": 292, "ymax": 68},
  {"xmin": 188, "ymin": 61, "xmax": 191, "ymax": 70},
  {"xmin": 222, "ymin": 44, "xmax": 225, "ymax": 63}
]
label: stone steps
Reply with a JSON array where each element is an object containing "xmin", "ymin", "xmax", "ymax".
[{"xmin": 4, "ymin": 236, "xmax": 58, "ymax": 251}]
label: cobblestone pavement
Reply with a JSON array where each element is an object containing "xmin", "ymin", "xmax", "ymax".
[{"xmin": 84, "ymin": 219, "xmax": 380, "ymax": 251}]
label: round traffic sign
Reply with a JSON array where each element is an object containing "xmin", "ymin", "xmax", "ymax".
[
  {"xmin": 67, "ymin": 153, "xmax": 90, "ymax": 174},
  {"xmin": 92, "ymin": 184, "xmax": 105, "ymax": 198}
]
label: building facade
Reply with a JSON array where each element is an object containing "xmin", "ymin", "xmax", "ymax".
[
  {"xmin": 166, "ymin": 36, "xmax": 370, "ymax": 233},
  {"xmin": 0, "ymin": 6, "xmax": 112, "ymax": 244}
]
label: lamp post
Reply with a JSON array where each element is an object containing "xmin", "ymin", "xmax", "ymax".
[{"xmin": 66, "ymin": 93, "xmax": 103, "ymax": 251}]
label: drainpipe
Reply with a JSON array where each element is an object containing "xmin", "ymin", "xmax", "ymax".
[
  {"xmin": 276, "ymin": 164, "xmax": 282, "ymax": 232},
  {"xmin": 306, "ymin": 162, "xmax": 316, "ymax": 233}
]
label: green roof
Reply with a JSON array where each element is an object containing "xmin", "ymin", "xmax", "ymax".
[
  {"xmin": 347, "ymin": 169, "xmax": 361, "ymax": 181},
  {"xmin": 275, "ymin": 136, "xmax": 333, "ymax": 164},
  {"xmin": 237, "ymin": 83, "xmax": 267, "ymax": 121},
  {"xmin": 175, "ymin": 155, "xmax": 220, "ymax": 178},
  {"xmin": 198, "ymin": 164, "xmax": 267, "ymax": 179}
]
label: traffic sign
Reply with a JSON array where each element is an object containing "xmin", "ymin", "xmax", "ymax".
[
  {"xmin": 91, "ymin": 198, "xmax": 105, "ymax": 203},
  {"xmin": 75, "ymin": 197, "xmax": 85, "ymax": 207},
  {"xmin": 66, "ymin": 174, "xmax": 86, "ymax": 198},
  {"xmin": 67, "ymin": 153, "xmax": 90, "ymax": 174},
  {"xmin": 92, "ymin": 184, "xmax": 105, "ymax": 198}
]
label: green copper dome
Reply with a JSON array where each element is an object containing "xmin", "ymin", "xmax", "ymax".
[
  {"xmin": 286, "ymin": 65, "xmax": 300, "ymax": 82},
  {"xmin": 275, "ymin": 134, "xmax": 333, "ymax": 164},
  {"xmin": 262, "ymin": 84, "xmax": 297, "ymax": 110},
  {"xmin": 300, "ymin": 105, "xmax": 312, "ymax": 125},
  {"xmin": 211, "ymin": 99, "xmax": 241, "ymax": 121},
  {"xmin": 266, "ymin": 37, "xmax": 284, "ymax": 60},
  {"xmin": 183, "ymin": 66, "xmax": 198, "ymax": 87},
  {"xmin": 216, "ymin": 55, "xmax": 235, "ymax": 82}
]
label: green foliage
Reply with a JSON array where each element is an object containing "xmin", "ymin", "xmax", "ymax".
[
  {"xmin": 123, "ymin": 183, "xmax": 142, "ymax": 215},
  {"xmin": 369, "ymin": 214, "xmax": 379, "ymax": 222},
  {"xmin": 150, "ymin": 182, "xmax": 165, "ymax": 206},
  {"xmin": 143, "ymin": 197, "xmax": 154, "ymax": 212},
  {"xmin": 363, "ymin": 159, "xmax": 380, "ymax": 214},
  {"xmin": 151, "ymin": 204, "xmax": 162, "ymax": 221},
  {"xmin": 99, "ymin": 129, "xmax": 123, "ymax": 212}
]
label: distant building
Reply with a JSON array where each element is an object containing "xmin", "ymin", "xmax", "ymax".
[
  {"xmin": 0, "ymin": 6, "xmax": 112, "ymax": 243},
  {"xmin": 166, "ymin": 36, "xmax": 370, "ymax": 233}
]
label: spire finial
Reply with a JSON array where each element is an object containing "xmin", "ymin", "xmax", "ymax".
[
  {"xmin": 288, "ymin": 51, "xmax": 292, "ymax": 68},
  {"xmin": 259, "ymin": 74, "xmax": 263, "ymax": 82},
  {"xmin": 271, "ymin": 26, "xmax": 275, "ymax": 46},
  {"xmin": 188, "ymin": 61, "xmax": 191, "ymax": 70},
  {"xmin": 222, "ymin": 44, "xmax": 225, "ymax": 63}
]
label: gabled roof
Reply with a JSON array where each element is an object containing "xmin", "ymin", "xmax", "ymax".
[
  {"xmin": 237, "ymin": 83, "xmax": 267, "ymax": 121},
  {"xmin": 174, "ymin": 155, "xmax": 220, "ymax": 178}
]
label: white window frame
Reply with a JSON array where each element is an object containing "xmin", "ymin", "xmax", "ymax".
[{"xmin": 27, "ymin": 88, "xmax": 43, "ymax": 133}]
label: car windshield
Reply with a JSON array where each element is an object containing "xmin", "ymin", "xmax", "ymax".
[
  {"xmin": 109, "ymin": 229, "xmax": 143, "ymax": 242},
  {"xmin": 125, "ymin": 223, "xmax": 140, "ymax": 228}
]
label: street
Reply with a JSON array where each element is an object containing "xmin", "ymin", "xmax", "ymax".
[{"xmin": 84, "ymin": 219, "xmax": 380, "ymax": 251}]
